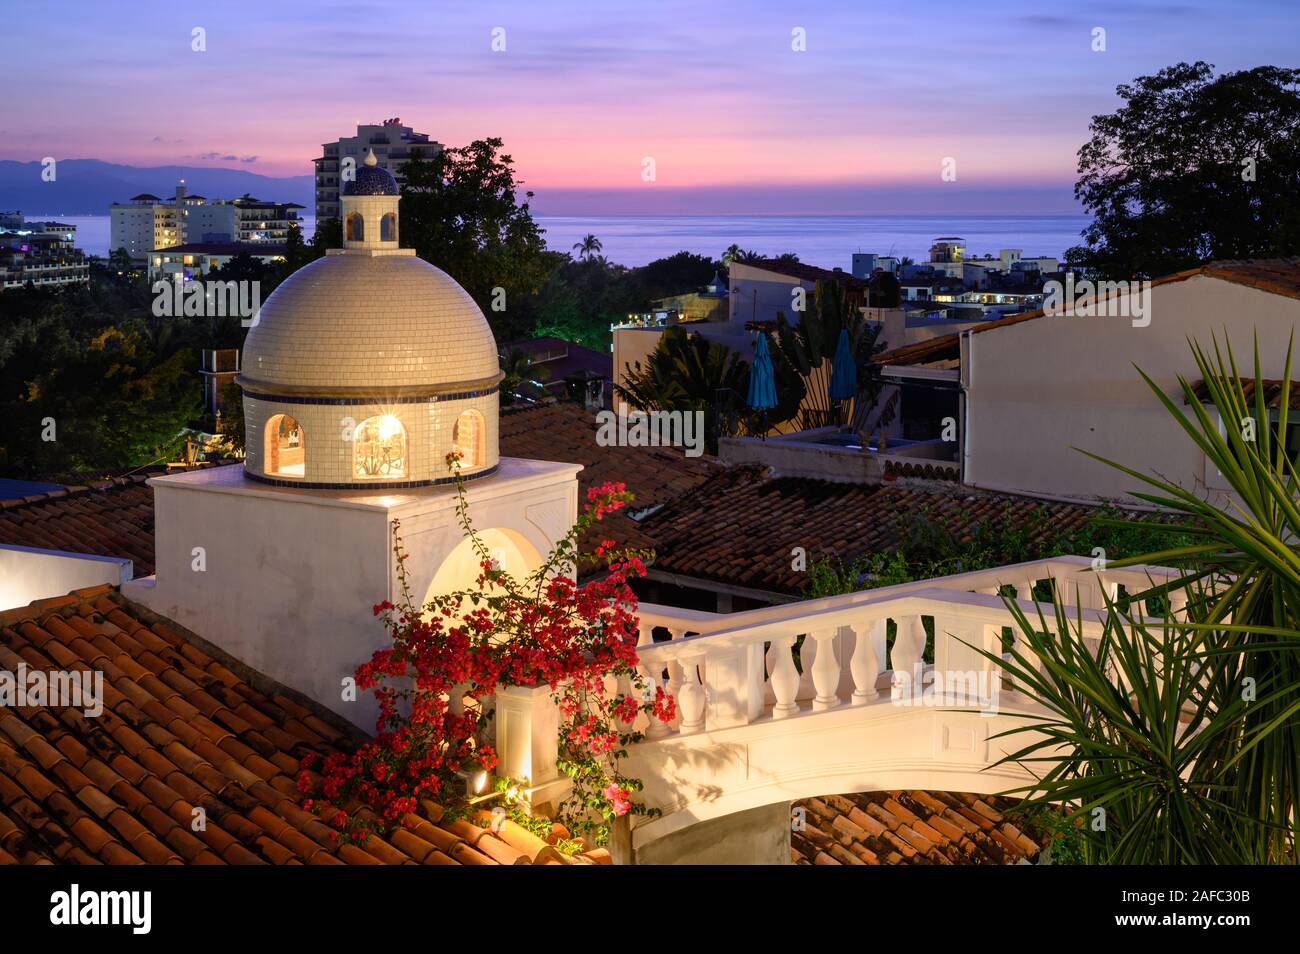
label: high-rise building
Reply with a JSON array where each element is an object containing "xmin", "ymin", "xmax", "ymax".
[{"xmin": 314, "ymin": 118, "xmax": 441, "ymax": 222}]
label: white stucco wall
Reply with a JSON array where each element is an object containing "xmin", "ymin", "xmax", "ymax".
[
  {"xmin": 964, "ymin": 274, "xmax": 1300, "ymax": 503},
  {"xmin": 0, "ymin": 545, "xmax": 133, "ymax": 611},
  {"xmin": 123, "ymin": 459, "xmax": 580, "ymax": 729}
]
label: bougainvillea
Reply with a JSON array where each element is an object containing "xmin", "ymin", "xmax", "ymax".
[{"xmin": 298, "ymin": 451, "xmax": 675, "ymax": 846}]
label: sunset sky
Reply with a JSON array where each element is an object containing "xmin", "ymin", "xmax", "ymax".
[{"xmin": 3, "ymin": 0, "xmax": 1297, "ymax": 212}]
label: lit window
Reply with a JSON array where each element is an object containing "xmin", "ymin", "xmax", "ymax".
[
  {"xmin": 354, "ymin": 415, "xmax": 406, "ymax": 479},
  {"xmin": 345, "ymin": 212, "xmax": 364, "ymax": 242},
  {"xmin": 452, "ymin": 409, "xmax": 485, "ymax": 468},
  {"xmin": 380, "ymin": 213, "xmax": 397, "ymax": 242},
  {"xmin": 266, "ymin": 414, "xmax": 305, "ymax": 478}
]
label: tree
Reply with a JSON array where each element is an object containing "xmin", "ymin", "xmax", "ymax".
[
  {"xmin": 770, "ymin": 279, "xmax": 885, "ymax": 430},
  {"xmin": 397, "ymin": 139, "xmax": 553, "ymax": 341},
  {"xmin": 1068, "ymin": 62, "xmax": 1300, "ymax": 279},
  {"xmin": 572, "ymin": 233, "xmax": 603, "ymax": 259},
  {"xmin": 616, "ymin": 326, "xmax": 749, "ymax": 454}
]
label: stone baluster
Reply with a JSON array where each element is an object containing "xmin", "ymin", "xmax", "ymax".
[
  {"xmin": 763, "ymin": 640, "xmax": 777, "ymax": 705},
  {"xmin": 677, "ymin": 650, "xmax": 706, "ymax": 733},
  {"xmin": 663, "ymin": 628, "xmax": 685, "ymax": 729},
  {"xmin": 637, "ymin": 659, "xmax": 671, "ymax": 738},
  {"xmin": 797, "ymin": 633, "xmax": 817, "ymax": 701},
  {"xmin": 769, "ymin": 634, "xmax": 801, "ymax": 718},
  {"xmin": 890, "ymin": 615, "xmax": 925, "ymax": 702},
  {"xmin": 613, "ymin": 670, "xmax": 636, "ymax": 734},
  {"xmin": 850, "ymin": 619, "xmax": 882, "ymax": 704},
  {"xmin": 810, "ymin": 629, "xmax": 841, "ymax": 711}
]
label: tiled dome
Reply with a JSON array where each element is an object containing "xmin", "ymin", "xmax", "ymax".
[
  {"xmin": 343, "ymin": 162, "xmax": 399, "ymax": 197},
  {"xmin": 240, "ymin": 253, "xmax": 500, "ymax": 394}
]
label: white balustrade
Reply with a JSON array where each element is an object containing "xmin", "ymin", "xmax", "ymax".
[{"xmin": 619, "ymin": 556, "xmax": 1189, "ymax": 743}]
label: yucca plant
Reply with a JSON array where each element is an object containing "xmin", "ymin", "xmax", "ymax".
[{"xmin": 987, "ymin": 333, "xmax": 1300, "ymax": 863}]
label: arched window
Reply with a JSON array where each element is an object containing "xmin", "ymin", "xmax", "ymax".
[
  {"xmin": 380, "ymin": 212, "xmax": 397, "ymax": 243},
  {"xmin": 452, "ymin": 409, "xmax": 485, "ymax": 468},
  {"xmin": 344, "ymin": 212, "xmax": 364, "ymax": 242},
  {"xmin": 266, "ymin": 414, "xmax": 305, "ymax": 478},
  {"xmin": 354, "ymin": 414, "xmax": 406, "ymax": 479}
]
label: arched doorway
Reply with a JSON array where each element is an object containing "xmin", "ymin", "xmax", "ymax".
[
  {"xmin": 265, "ymin": 413, "xmax": 305, "ymax": 478},
  {"xmin": 422, "ymin": 528, "xmax": 543, "ymax": 606}
]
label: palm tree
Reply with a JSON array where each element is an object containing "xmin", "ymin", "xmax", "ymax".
[
  {"xmin": 616, "ymin": 326, "xmax": 748, "ymax": 455},
  {"xmin": 722, "ymin": 244, "xmax": 763, "ymax": 268},
  {"xmin": 990, "ymin": 334, "xmax": 1300, "ymax": 863},
  {"xmin": 769, "ymin": 280, "xmax": 884, "ymax": 430},
  {"xmin": 572, "ymin": 234, "xmax": 603, "ymax": 259}
]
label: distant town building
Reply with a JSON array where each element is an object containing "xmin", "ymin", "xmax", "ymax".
[
  {"xmin": 314, "ymin": 118, "xmax": 442, "ymax": 222},
  {"xmin": 146, "ymin": 242, "xmax": 288, "ymax": 283},
  {"xmin": 0, "ymin": 213, "xmax": 89, "ymax": 290},
  {"xmin": 111, "ymin": 183, "xmax": 301, "ymax": 261},
  {"xmin": 186, "ymin": 194, "xmax": 303, "ymax": 245},
  {"xmin": 851, "ymin": 253, "xmax": 898, "ymax": 278},
  {"xmin": 501, "ymin": 336, "xmax": 612, "ymax": 407},
  {"xmin": 110, "ymin": 187, "xmax": 186, "ymax": 259},
  {"xmin": 651, "ymin": 271, "xmax": 729, "ymax": 323}
]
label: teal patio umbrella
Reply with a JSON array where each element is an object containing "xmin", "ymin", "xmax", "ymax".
[
  {"xmin": 747, "ymin": 334, "xmax": 778, "ymax": 410},
  {"xmin": 747, "ymin": 333, "xmax": 778, "ymax": 439},
  {"xmin": 828, "ymin": 329, "xmax": 857, "ymax": 402}
]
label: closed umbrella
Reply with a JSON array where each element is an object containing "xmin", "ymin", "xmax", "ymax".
[
  {"xmin": 747, "ymin": 333, "xmax": 778, "ymax": 440},
  {"xmin": 828, "ymin": 328, "xmax": 857, "ymax": 402},
  {"xmin": 747, "ymin": 334, "xmax": 778, "ymax": 410}
]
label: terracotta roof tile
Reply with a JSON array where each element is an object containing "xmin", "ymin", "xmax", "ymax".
[
  {"xmin": 638, "ymin": 465, "xmax": 1103, "ymax": 594},
  {"xmin": 792, "ymin": 790, "xmax": 1040, "ymax": 865},
  {"xmin": 499, "ymin": 402, "xmax": 719, "ymax": 550},
  {"xmin": 0, "ymin": 587, "xmax": 581, "ymax": 866}
]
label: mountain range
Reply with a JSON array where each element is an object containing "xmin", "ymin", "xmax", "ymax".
[{"xmin": 0, "ymin": 159, "xmax": 314, "ymax": 215}]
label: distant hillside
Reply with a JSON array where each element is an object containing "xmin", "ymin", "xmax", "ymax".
[{"xmin": 0, "ymin": 159, "xmax": 314, "ymax": 214}]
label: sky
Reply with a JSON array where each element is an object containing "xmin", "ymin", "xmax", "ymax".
[{"xmin": 2, "ymin": 0, "xmax": 1297, "ymax": 213}]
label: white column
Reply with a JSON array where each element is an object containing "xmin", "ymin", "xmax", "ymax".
[
  {"xmin": 770, "ymin": 634, "xmax": 800, "ymax": 718},
  {"xmin": 495, "ymin": 684, "xmax": 560, "ymax": 787},
  {"xmin": 810, "ymin": 629, "xmax": 841, "ymax": 711},
  {"xmin": 850, "ymin": 619, "xmax": 883, "ymax": 703}
]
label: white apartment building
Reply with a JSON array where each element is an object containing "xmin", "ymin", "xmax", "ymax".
[
  {"xmin": 186, "ymin": 195, "xmax": 304, "ymax": 244},
  {"xmin": 110, "ymin": 187, "xmax": 186, "ymax": 260},
  {"xmin": 314, "ymin": 117, "xmax": 442, "ymax": 221},
  {"xmin": 112, "ymin": 183, "xmax": 302, "ymax": 260}
]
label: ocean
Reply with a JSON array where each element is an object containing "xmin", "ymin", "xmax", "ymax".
[{"xmin": 45, "ymin": 213, "xmax": 1088, "ymax": 270}]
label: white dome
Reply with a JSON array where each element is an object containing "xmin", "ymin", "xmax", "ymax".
[{"xmin": 240, "ymin": 253, "xmax": 500, "ymax": 395}]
